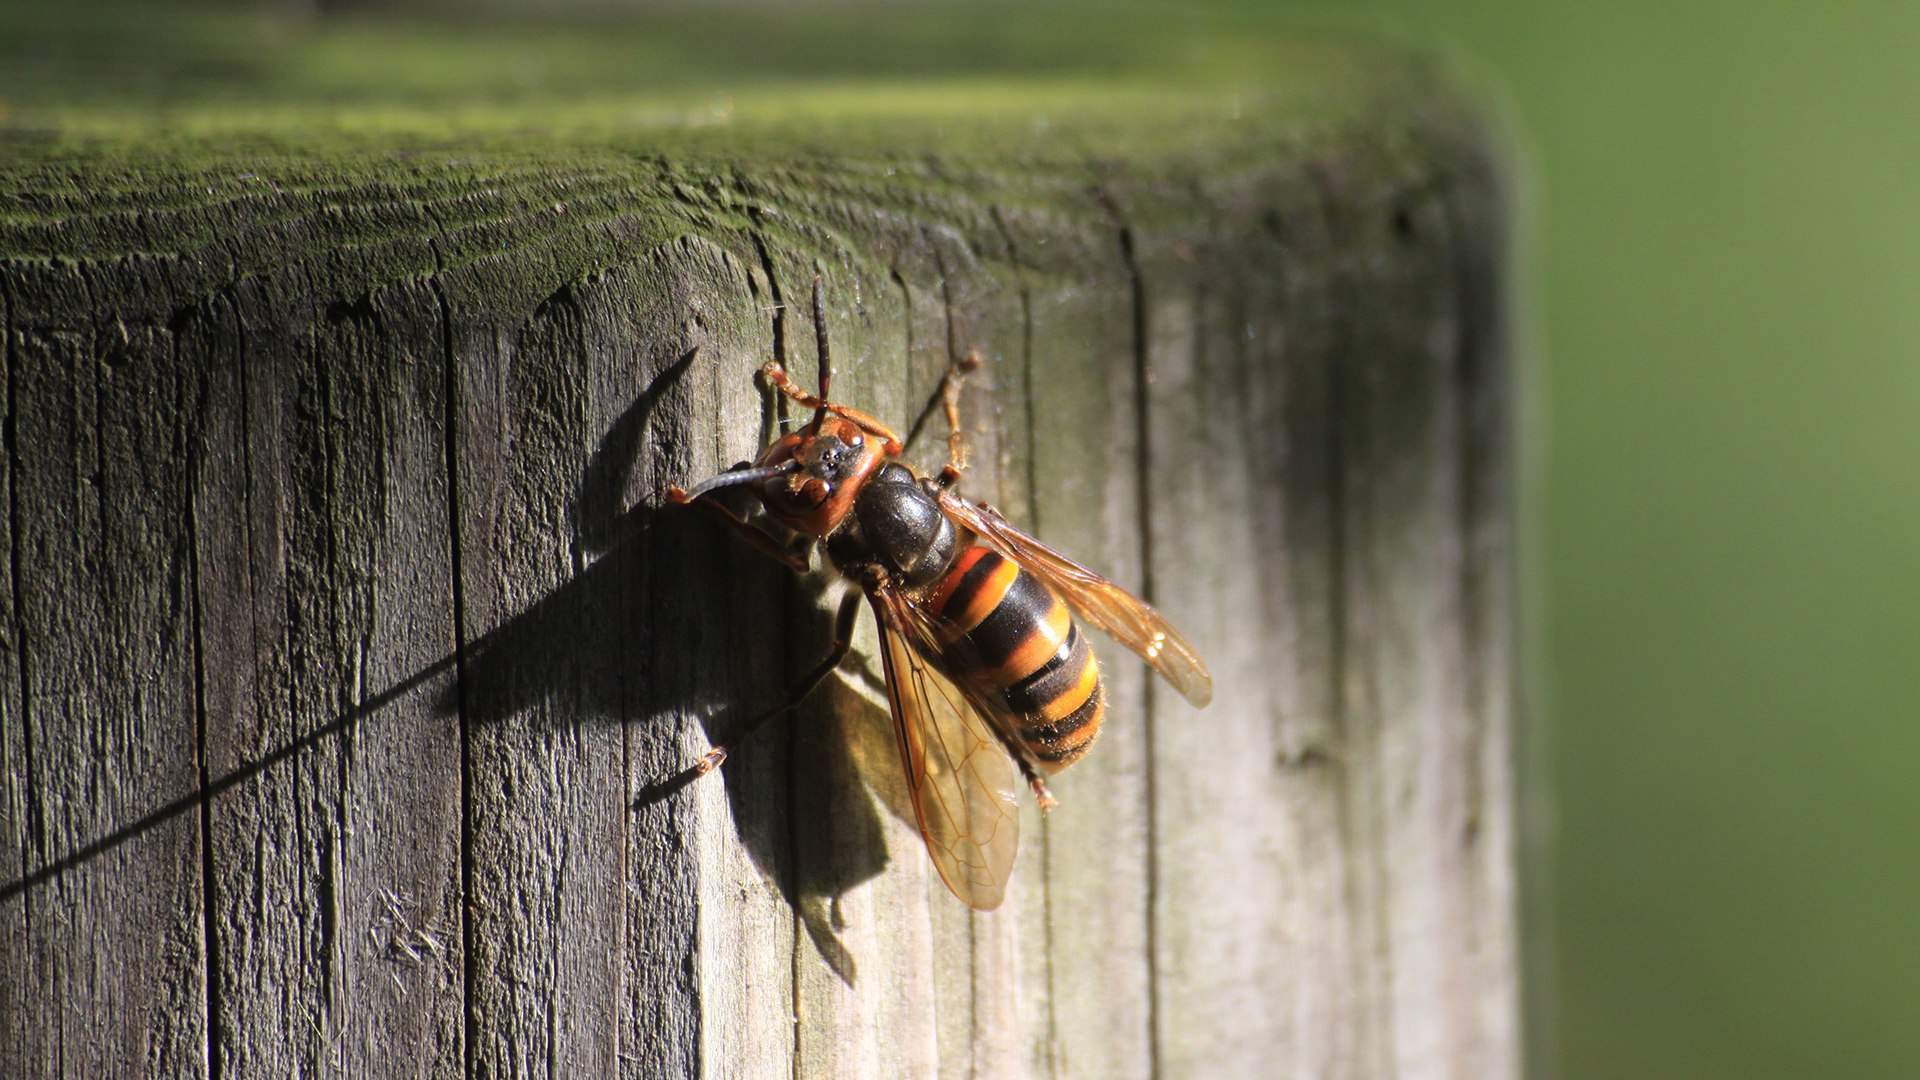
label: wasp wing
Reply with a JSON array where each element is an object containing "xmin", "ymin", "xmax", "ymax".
[
  {"xmin": 868, "ymin": 586, "xmax": 1023, "ymax": 911},
  {"xmin": 938, "ymin": 494, "xmax": 1213, "ymax": 708}
]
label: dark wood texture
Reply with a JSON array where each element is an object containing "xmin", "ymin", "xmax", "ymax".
[{"xmin": 0, "ymin": 48, "xmax": 1515, "ymax": 1079}]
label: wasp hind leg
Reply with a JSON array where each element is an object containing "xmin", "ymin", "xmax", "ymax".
[
  {"xmin": 1014, "ymin": 756, "xmax": 1060, "ymax": 813},
  {"xmin": 692, "ymin": 586, "xmax": 864, "ymax": 774},
  {"xmin": 984, "ymin": 725, "xmax": 1060, "ymax": 812}
]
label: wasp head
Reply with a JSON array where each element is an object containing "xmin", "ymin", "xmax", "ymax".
[{"xmin": 754, "ymin": 412, "xmax": 886, "ymax": 536}]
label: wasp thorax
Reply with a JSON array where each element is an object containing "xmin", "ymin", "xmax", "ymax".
[{"xmin": 854, "ymin": 464, "xmax": 958, "ymax": 587}]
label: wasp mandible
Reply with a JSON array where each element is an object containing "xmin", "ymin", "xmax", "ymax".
[{"xmin": 667, "ymin": 276, "xmax": 1212, "ymax": 910}]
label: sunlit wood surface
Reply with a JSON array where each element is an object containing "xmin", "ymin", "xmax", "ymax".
[{"xmin": 0, "ymin": 30, "xmax": 1517, "ymax": 1079}]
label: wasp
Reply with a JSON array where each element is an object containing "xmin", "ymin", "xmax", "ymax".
[{"xmin": 667, "ymin": 277, "xmax": 1211, "ymax": 910}]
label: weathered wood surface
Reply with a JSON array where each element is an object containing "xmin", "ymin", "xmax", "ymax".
[{"xmin": 0, "ymin": 53, "xmax": 1515, "ymax": 1080}]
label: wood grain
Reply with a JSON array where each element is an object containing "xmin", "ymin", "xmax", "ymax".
[
  {"xmin": 0, "ymin": 52, "xmax": 1516, "ymax": 1080},
  {"xmin": 8, "ymin": 258, "xmax": 207, "ymax": 1079}
]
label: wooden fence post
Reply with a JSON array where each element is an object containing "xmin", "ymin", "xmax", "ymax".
[{"xmin": 0, "ymin": 41, "xmax": 1517, "ymax": 1080}]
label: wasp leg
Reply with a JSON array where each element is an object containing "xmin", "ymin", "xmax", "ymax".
[
  {"xmin": 941, "ymin": 348, "xmax": 983, "ymax": 471},
  {"xmin": 761, "ymin": 360, "xmax": 830, "ymax": 412},
  {"xmin": 760, "ymin": 361, "xmax": 906, "ymax": 454},
  {"xmin": 903, "ymin": 348, "xmax": 984, "ymax": 468},
  {"xmin": 667, "ymin": 485, "xmax": 813, "ymax": 572},
  {"xmin": 1005, "ymin": 752, "xmax": 1060, "ymax": 812},
  {"xmin": 979, "ymin": 718, "xmax": 1062, "ymax": 813},
  {"xmin": 694, "ymin": 587, "xmax": 863, "ymax": 774},
  {"xmin": 1029, "ymin": 776, "xmax": 1059, "ymax": 813},
  {"xmin": 760, "ymin": 272, "xmax": 839, "ymax": 409}
]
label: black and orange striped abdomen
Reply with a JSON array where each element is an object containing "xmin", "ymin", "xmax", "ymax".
[{"xmin": 924, "ymin": 546, "xmax": 1105, "ymax": 772}]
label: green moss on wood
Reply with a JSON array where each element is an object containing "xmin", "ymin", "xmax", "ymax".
[{"xmin": 0, "ymin": 7, "xmax": 1496, "ymax": 335}]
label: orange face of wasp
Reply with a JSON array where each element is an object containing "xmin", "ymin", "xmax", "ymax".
[{"xmin": 752, "ymin": 413, "xmax": 887, "ymax": 537}]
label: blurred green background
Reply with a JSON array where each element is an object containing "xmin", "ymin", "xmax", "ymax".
[
  {"xmin": 6, "ymin": 1, "xmax": 1917, "ymax": 1077},
  {"xmin": 1304, "ymin": 2, "xmax": 1920, "ymax": 1078}
]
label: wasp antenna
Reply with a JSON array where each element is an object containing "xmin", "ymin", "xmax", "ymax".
[
  {"xmin": 811, "ymin": 272, "xmax": 832, "ymax": 419},
  {"xmin": 683, "ymin": 459, "xmax": 798, "ymax": 500}
]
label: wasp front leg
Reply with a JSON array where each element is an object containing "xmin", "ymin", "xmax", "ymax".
[
  {"xmin": 666, "ymin": 483, "xmax": 814, "ymax": 572},
  {"xmin": 760, "ymin": 360, "xmax": 829, "ymax": 413}
]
